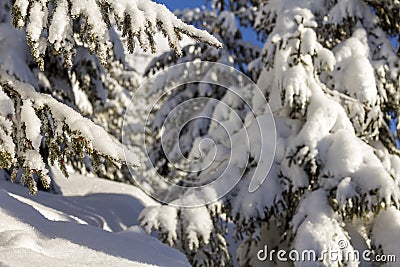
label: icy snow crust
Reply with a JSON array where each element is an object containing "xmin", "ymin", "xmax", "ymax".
[{"xmin": 0, "ymin": 168, "xmax": 189, "ymax": 267}]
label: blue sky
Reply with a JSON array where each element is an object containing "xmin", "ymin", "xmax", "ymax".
[
  {"xmin": 155, "ymin": 0, "xmax": 209, "ymax": 11},
  {"xmin": 155, "ymin": 0, "xmax": 263, "ymax": 47}
]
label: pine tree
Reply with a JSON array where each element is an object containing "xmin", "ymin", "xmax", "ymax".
[
  {"xmin": 0, "ymin": 0, "xmax": 221, "ymax": 194},
  {"xmin": 140, "ymin": 0, "xmax": 400, "ymax": 266},
  {"xmin": 143, "ymin": 5, "xmax": 260, "ymax": 185},
  {"xmin": 134, "ymin": 5, "xmax": 262, "ymax": 266}
]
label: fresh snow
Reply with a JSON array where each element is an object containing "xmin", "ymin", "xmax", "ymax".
[
  {"xmin": 0, "ymin": 168, "xmax": 190, "ymax": 267},
  {"xmin": 373, "ymin": 207, "xmax": 400, "ymax": 265}
]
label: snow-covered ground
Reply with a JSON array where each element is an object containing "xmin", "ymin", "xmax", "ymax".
[{"xmin": 0, "ymin": 168, "xmax": 189, "ymax": 267}]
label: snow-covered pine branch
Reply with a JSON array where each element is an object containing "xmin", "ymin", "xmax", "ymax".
[
  {"xmin": 0, "ymin": 0, "xmax": 222, "ymax": 193},
  {"xmin": 12, "ymin": 0, "xmax": 222, "ymax": 70},
  {"xmin": 0, "ymin": 69, "xmax": 138, "ymax": 194}
]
